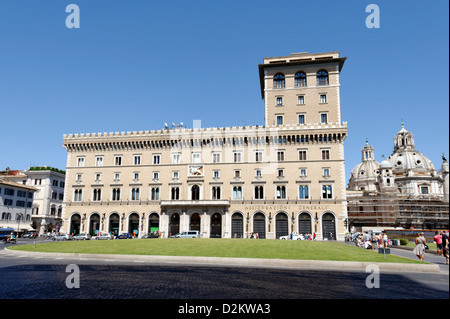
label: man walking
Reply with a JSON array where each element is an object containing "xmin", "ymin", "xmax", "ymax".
[{"xmin": 441, "ymin": 231, "xmax": 449, "ymax": 265}]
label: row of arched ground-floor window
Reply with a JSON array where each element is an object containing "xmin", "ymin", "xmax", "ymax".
[{"xmin": 68, "ymin": 211, "xmax": 337, "ymax": 240}]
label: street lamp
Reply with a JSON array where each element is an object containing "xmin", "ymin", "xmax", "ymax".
[{"xmin": 17, "ymin": 213, "xmax": 23, "ymax": 238}]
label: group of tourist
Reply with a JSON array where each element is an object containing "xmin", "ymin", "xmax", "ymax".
[
  {"xmin": 350, "ymin": 231, "xmax": 389, "ymax": 250},
  {"xmin": 413, "ymin": 231, "xmax": 449, "ymax": 263}
]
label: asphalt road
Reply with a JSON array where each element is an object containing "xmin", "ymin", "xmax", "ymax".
[{"xmin": 0, "ymin": 238, "xmax": 448, "ymax": 302}]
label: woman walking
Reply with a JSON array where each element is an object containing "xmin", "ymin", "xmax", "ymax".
[{"xmin": 413, "ymin": 232, "xmax": 426, "ymax": 261}]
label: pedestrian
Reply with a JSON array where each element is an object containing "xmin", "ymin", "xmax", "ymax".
[
  {"xmin": 442, "ymin": 231, "xmax": 449, "ymax": 265},
  {"xmin": 313, "ymin": 233, "xmax": 316, "ymax": 241},
  {"xmin": 413, "ymin": 232, "xmax": 426, "ymax": 261},
  {"xmin": 382, "ymin": 232, "xmax": 388, "ymax": 248},
  {"xmin": 433, "ymin": 231, "xmax": 443, "ymax": 256}
]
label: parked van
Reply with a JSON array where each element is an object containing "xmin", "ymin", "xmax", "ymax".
[{"xmin": 177, "ymin": 231, "xmax": 200, "ymax": 238}]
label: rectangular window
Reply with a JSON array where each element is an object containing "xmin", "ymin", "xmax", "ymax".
[
  {"xmin": 300, "ymin": 168, "xmax": 307, "ymax": 177},
  {"xmin": 76, "ymin": 174, "xmax": 83, "ymax": 182},
  {"xmin": 256, "ymin": 169, "xmax": 262, "ymax": 178},
  {"xmin": 321, "ymin": 113, "xmax": 328, "ymax": 124},
  {"xmin": 153, "ymin": 172, "xmax": 159, "ymax": 180},
  {"xmin": 95, "ymin": 173, "xmax": 101, "ymax": 182},
  {"xmin": 278, "ymin": 169, "xmax": 284, "ymax": 177},
  {"xmin": 277, "ymin": 115, "xmax": 283, "ymax": 125},
  {"xmin": 212, "ymin": 152, "xmax": 221, "ymax": 163},
  {"xmin": 233, "ymin": 151, "xmax": 242, "ymax": 163},
  {"xmin": 192, "ymin": 153, "xmax": 201, "ymax": 163},
  {"xmin": 298, "ymin": 115, "xmax": 305, "ymax": 125},
  {"xmin": 134, "ymin": 155, "xmax": 141, "ymax": 165},
  {"xmin": 114, "ymin": 156, "xmax": 122, "ymax": 166},
  {"xmin": 420, "ymin": 186, "xmax": 429, "ymax": 195},
  {"xmin": 298, "ymin": 96, "xmax": 305, "ymax": 105},
  {"xmin": 172, "ymin": 153, "xmax": 181, "ymax": 164},
  {"xmin": 153, "ymin": 154, "xmax": 161, "ymax": 165},
  {"xmin": 77, "ymin": 157, "xmax": 85, "ymax": 167},
  {"xmin": 114, "ymin": 173, "xmax": 120, "ymax": 181},
  {"xmin": 134, "ymin": 172, "xmax": 140, "ymax": 181},
  {"xmin": 234, "ymin": 170, "xmax": 241, "ymax": 178},
  {"xmin": 320, "ymin": 94, "xmax": 327, "ymax": 104},
  {"xmin": 276, "ymin": 97, "xmax": 283, "ymax": 106},
  {"xmin": 323, "ymin": 168, "xmax": 330, "ymax": 176},
  {"xmin": 277, "ymin": 151, "xmax": 285, "ymax": 162},
  {"xmin": 173, "ymin": 171, "xmax": 179, "ymax": 179},
  {"xmin": 299, "ymin": 150, "xmax": 307, "ymax": 161},
  {"xmin": 255, "ymin": 151, "xmax": 263, "ymax": 162},
  {"xmin": 96, "ymin": 156, "xmax": 103, "ymax": 167},
  {"xmin": 213, "ymin": 170, "xmax": 220, "ymax": 179},
  {"xmin": 322, "ymin": 150, "xmax": 330, "ymax": 160}
]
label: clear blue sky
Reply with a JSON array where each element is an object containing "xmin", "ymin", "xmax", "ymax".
[{"xmin": 0, "ymin": 0, "xmax": 448, "ymax": 182}]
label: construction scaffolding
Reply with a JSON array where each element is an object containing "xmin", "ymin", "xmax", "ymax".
[{"xmin": 347, "ymin": 192, "xmax": 449, "ymax": 230}]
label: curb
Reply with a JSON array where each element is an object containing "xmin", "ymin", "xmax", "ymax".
[{"xmin": 4, "ymin": 248, "xmax": 441, "ymax": 273}]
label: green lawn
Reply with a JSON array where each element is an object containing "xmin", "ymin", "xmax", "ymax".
[{"xmin": 10, "ymin": 238, "xmax": 424, "ymax": 264}]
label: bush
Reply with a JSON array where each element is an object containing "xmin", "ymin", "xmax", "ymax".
[{"xmin": 399, "ymin": 238, "xmax": 409, "ymax": 246}]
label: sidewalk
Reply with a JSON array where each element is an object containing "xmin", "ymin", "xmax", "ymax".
[
  {"xmin": 3, "ymin": 246, "xmax": 441, "ymax": 274},
  {"xmin": 343, "ymin": 241, "xmax": 449, "ymax": 273}
]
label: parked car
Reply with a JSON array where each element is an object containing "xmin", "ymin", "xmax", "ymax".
[
  {"xmin": 73, "ymin": 233, "xmax": 91, "ymax": 240},
  {"xmin": 142, "ymin": 233, "xmax": 159, "ymax": 239},
  {"xmin": 116, "ymin": 233, "xmax": 131, "ymax": 239},
  {"xmin": 175, "ymin": 231, "xmax": 200, "ymax": 238},
  {"xmin": 279, "ymin": 233, "xmax": 303, "ymax": 240},
  {"xmin": 92, "ymin": 233, "xmax": 113, "ymax": 240},
  {"xmin": 169, "ymin": 233, "xmax": 180, "ymax": 238},
  {"xmin": 23, "ymin": 230, "xmax": 38, "ymax": 239},
  {"xmin": 52, "ymin": 234, "xmax": 72, "ymax": 241}
]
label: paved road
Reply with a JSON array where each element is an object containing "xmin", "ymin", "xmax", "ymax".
[{"xmin": 0, "ymin": 239, "xmax": 448, "ymax": 301}]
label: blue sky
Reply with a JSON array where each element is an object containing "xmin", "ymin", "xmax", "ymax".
[{"xmin": 0, "ymin": 0, "xmax": 448, "ymax": 182}]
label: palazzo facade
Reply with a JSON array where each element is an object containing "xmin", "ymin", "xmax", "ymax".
[{"xmin": 61, "ymin": 51, "xmax": 349, "ymax": 240}]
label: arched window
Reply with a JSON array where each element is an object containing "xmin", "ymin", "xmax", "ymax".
[
  {"xmin": 276, "ymin": 186, "xmax": 286, "ymax": 199},
  {"xmin": 112, "ymin": 188, "xmax": 120, "ymax": 201},
  {"xmin": 316, "ymin": 70, "xmax": 329, "ymax": 86},
  {"xmin": 131, "ymin": 188, "xmax": 140, "ymax": 201},
  {"xmin": 171, "ymin": 187, "xmax": 179, "ymax": 200},
  {"xmin": 322, "ymin": 185, "xmax": 333, "ymax": 199},
  {"xmin": 233, "ymin": 186, "xmax": 242, "ymax": 200},
  {"xmin": 273, "ymin": 73, "xmax": 285, "ymax": 89},
  {"xmin": 254, "ymin": 186, "xmax": 264, "ymax": 199},
  {"xmin": 295, "ymin": 72, "xmax": 307, "ymax": 87},
  {"xmin": 299, "ymin": 186, "xmax": 309, "ymax": 199},
  {"xmin": 151, "ymin": 187, "xmax": 160, "ymax": 200},
  {"xmin": 74, "ymin": 189, "xmax": 82, "ymax": 202},
  {"xmin": 212, "ymin": 186, "xmax": 221, "ymax": 200},
  {"xmin": 191, "ymin": 185, "xmax": 200, "ymax": 200}
]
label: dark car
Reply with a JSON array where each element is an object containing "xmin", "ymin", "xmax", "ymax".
[
  {"xmin": 116, "ymin": 233, "xmax": 131, "ymax": 239},
  {"xmin": 142, "ymin": 232, "xmax": 159, "ymax": 239}
]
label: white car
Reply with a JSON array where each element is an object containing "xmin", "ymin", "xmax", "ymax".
[
  {"xmin": 279, "ymin": 233, "xmax": 304, "ymax": 240},
  {"xmin": 52, "ymin": 234, "xmax": 72, "ymax": 241},
  {"xmin": 92, "ymin": 233, "xmax": 113, "ymax": 240}
]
